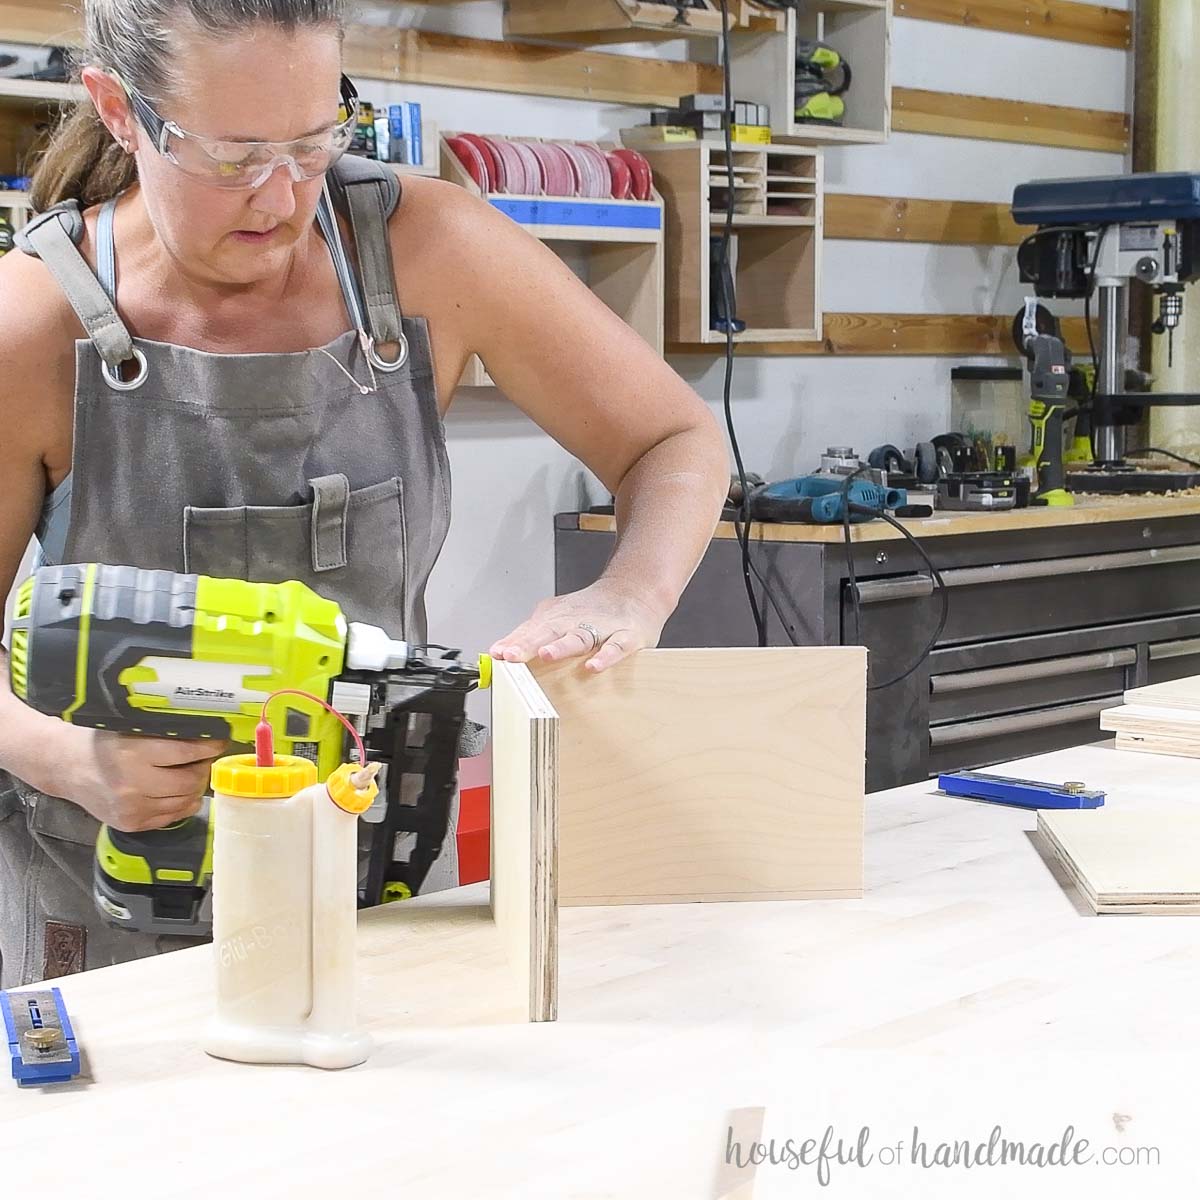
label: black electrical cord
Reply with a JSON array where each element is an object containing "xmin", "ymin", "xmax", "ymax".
[
  {"xmin": 714, "ymin": 0, "xmax": 944, "ymax": 669},
  {"xmin": 838, "ymin": 468, "xmax": 950, "ymax": 691},
  {"xmin": 1125, "ymin": 447, "xmax": 1200, "ymax": 470},
  {"xmin": 718, "ymin": 0, "xmax": 770, "ymax": 646},
  {"xmin": 856, "ymin": 508, "xmax": 951, "ymax": 691}
]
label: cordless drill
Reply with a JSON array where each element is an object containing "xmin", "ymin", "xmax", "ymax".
[{"xmin": 9, "ymin": 564, "xmax": 490, "ymax": 936}]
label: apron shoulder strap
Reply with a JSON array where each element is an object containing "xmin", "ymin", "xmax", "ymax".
[
  {"xmin": 16, "ymin": 200, "xmax": 137, "ymax": 372},
  {"xmin": 327, "ymin": 157, "xmax": 406, "ymax": 349}
]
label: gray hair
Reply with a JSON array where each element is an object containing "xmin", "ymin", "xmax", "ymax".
[{"xmin": 32, "ymin": 0, "xmax": 347, "ymax": 211}]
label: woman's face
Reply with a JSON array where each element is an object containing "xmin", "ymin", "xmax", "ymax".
[{"xmin": 130, "ymin": 25, "xmax": 344, "ymax": 287}]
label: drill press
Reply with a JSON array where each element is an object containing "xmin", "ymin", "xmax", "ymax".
[{"xmin": 1012, "ymin": 172, "xmax": 1200, "ymax": 493}]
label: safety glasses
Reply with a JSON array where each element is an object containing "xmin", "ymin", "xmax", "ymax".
[{"xmin": 119, "ymin": 74, "xmax": 361, "ymax": 190}]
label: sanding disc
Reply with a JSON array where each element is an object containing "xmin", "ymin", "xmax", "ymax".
[
  {"xmin": 458, "ymin": 133, "xmax": 502, "ymax": 193},
  {"xmin": 606, "ymin": 151, "xmax": 633, "ymax": 200},
  {"xmin": 511, "ymin": 140, "xmax": 544, "ymax": 196},
  {"xmin": 612, "ymin": 148, "xmax": 653, "ymax": 201},
  {"xmin": 447, "ymin": 136, "xmax": 489, "ymax": 192}
]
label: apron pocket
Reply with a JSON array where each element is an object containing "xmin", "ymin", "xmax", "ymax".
[
  {"xmin": 182, "ymin": 476, "xmax": 409, "ymax": 633},
  {"xmin": 19, "ymin": 782, "xmax": 100, "ymax": 847}
]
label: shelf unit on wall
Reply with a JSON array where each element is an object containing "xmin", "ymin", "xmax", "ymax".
[
  {"xmin": 440, "ymin": 132, "xmax": 665, "ymax": 387},
  {"xmin": 732, "ymin": 0, "xmax": 892, "ymax": 145},
  {"xmin": 623, "ymin": 132, "xmax": 822, "ymax": 345},
  {"xmin": 0, "ymin": 79, "xmax": 82, "ymax": 226},
  {"xmin": 505, "ymin": 0, "xmax": 787, "ymax": 45}
]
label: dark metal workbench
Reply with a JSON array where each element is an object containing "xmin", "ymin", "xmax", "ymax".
[{"xmin": 555, "ymin": 496, "xmax": 1200, "ymax": 791}]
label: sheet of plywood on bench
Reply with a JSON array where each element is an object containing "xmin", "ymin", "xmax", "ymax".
[
  {"xmin": 533, "ymin": 647, "xmax": 866, "ymax": 906},
  {"xmin": 1037, "ymin": 809, "xmax": 1200, "ymax": 915}
]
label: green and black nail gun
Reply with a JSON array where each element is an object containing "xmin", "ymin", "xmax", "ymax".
[{"xmin": 9, "ymin": 564, "xmax": 490, "ymax": 936}]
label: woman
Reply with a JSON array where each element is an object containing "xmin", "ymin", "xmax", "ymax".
[{"xmin": 0, "ymin": 0, "xmax": 728, "ymax": 987}]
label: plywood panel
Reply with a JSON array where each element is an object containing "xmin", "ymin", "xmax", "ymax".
[
  {"xmin": 1037, "ymin": 810, "xmax": 1200, "ymax": 914},
  {"xmin": 490, "ymin": 662, "xmax": 559, "ymax": 1021},
  {"xmin": 533, "ymin": 647, "xmax": 867, "ymax": 906},
  {"xmin": 1101, "ymin": 702, "xmax": 1200, "ymax": 739},
  {"xmin": 896, "ymin": 0, "xmax": 1132, "ymax": 51},
  {"xmin": 1123, "ymin": 676, "xmax": 1200, "ymax": 712}
]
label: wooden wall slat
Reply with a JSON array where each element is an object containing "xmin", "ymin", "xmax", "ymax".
[
  {"xmin": 892, "ymin": 87, "xmax": 1130, "ymax": 152},
  {"xmin": 0, "ymin": 9, "xmax": 1131, "ymax": 156},
  {"xmin": 896, "ymin": 0, "xmax": 1132, "ymax": 51},
  {"xmin": 825, "ymin": 194, "xmax": 1023, "ymax": 245},
  {"xmin": 668, "ymin": 314, "xmax": 1093, "ymax": 357},
  {"xmin": 344, "ymin": 26, "xmax": 712, "ymax": 109},
  {"xmin": 0, "ymin": 0, "xmax": 80, "ymax": 46}
]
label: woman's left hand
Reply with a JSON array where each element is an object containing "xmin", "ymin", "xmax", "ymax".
[{"xmin": 489, "ymin": 578, "xmax": 668, "ymax": 674}]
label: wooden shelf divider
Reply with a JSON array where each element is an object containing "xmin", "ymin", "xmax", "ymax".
[{"xmin": 631, "ymin": 136, "xmax": 823, "ymax": 345}]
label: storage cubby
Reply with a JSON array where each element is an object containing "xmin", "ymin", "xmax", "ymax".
[
  {"xmin": 504, "ymin": 0, "xmax": 787, "ymax": 45},
  {"xmin": 627, "ymin": 135, "xmax": 822, "ymax": 344},
  {"xmin": 731, "ymin": 0, "xmax": 892, "ymax": 146},
  {"xmin": 440, "ymin": 131, "xmax": 665, "ymax": 386}
]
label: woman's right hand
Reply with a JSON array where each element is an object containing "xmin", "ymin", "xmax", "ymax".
[{"xmin": 55, "ymin": 725, "xmax": 230, "ymax": 832}]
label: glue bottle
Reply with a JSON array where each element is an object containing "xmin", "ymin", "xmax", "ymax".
[{"xmin": 204, "ymin": 752, "xmax": 379, "ymax": 1070}]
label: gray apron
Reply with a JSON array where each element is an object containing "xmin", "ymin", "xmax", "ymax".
[{"xmin": 0, "ymin": 159, "xmax": 451, "ymax": 987}]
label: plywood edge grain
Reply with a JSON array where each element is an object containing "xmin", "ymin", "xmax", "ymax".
[{"xmin": 490, "ymin": 662, "xmax": 560, "ymax": 1022}]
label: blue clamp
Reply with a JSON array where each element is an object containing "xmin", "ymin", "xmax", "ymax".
[
  {"xmin": 2, "ymin": 988, "xmax": 81, "ymax": 1086},
  {"xmin": 938, "ymin": 771, "xmax": 1105, "ymax": 810}
]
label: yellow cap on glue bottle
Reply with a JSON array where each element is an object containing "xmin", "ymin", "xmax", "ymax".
[
  {"xmin": 326, "ymin": 762, "xmax": 381, "ymax": 815},
  {"xmin": 211, "ymin": 754, "xmax": 317, "ymax": 799}
]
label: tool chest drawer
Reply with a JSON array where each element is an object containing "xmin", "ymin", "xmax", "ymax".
[
  {"xmin": 928, "ymin": 648, "xmax": 1135, "ymax": 724},
  {"xmin": 854, "ymin": 542, "xmax": 1200, "ymax": 647},
  {"xmin": 1148, "ymin": 637, "xmax": 1200, "ymax": 686},
  {"xmin": 926, "ymin": 696, "xmax": 1121, "ymax": 778}
]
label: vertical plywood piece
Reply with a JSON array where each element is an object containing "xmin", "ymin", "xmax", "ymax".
[
  {"xmin": 534, "ymin": 648, "xmax": 867, "ymax": 906},
  {"xmin": 490, "ymin": 662, "xmax": 559, "ymax": 1021}
]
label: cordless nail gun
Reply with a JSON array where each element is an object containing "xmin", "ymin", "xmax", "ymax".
[{"xmin": 8, "ymin": 564, "xmax": 491, "ymax": 937}]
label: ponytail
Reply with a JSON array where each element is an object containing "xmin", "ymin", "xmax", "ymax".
[{"xmin": 31, "ymin": 100, "xmax": 137, "ymax": 213}]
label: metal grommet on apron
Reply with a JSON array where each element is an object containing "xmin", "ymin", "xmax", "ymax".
[
  {"xmin": 366, "ymin": 336, "xmax": 409, "ymax": 373},
  {"xmin": 100, "ymin": 346, "xmax": 150, "ymax": 391}
]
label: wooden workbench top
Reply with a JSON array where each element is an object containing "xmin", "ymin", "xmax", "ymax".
[
  {"xmin": 5, "ymin": 743, "xmax": 1200, "ymax": 1195},
  {"xmin": 578, "ymin": 492, "xmax": 1200, "ymax": 544}
]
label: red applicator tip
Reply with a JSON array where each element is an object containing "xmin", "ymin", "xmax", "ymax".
[{"xmin": 255, "ymin": 720, "xmax": 275, "ymax": 767}]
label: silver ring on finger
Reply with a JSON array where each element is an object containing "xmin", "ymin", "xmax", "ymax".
[{"xmin": 577, "ymin": 622, "xmax": 602, "ymax": 652}]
